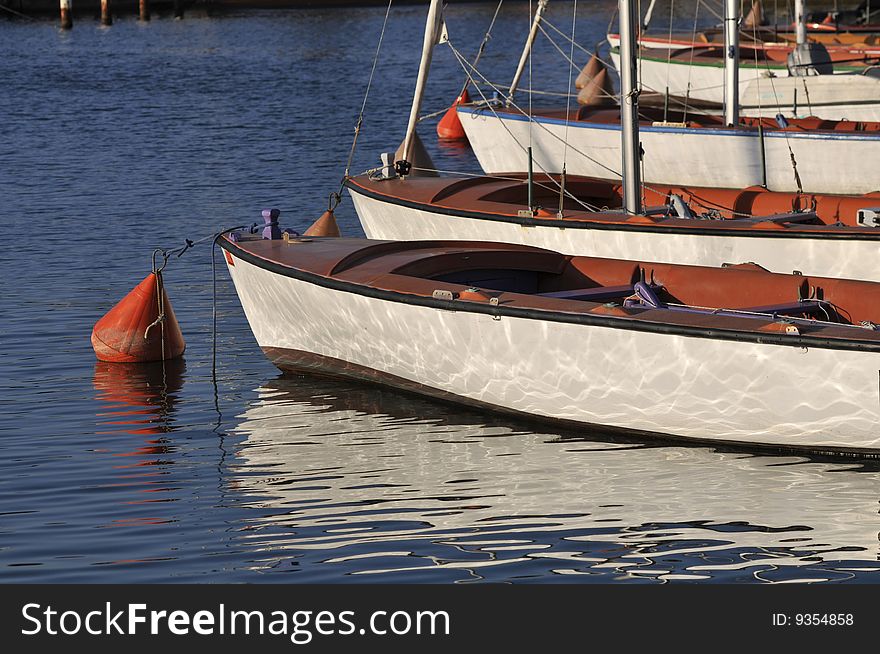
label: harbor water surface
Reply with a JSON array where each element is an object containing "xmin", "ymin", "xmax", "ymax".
[{"xmin": 2, "ymin": 3, "xmax": 880, "ymax": 583}]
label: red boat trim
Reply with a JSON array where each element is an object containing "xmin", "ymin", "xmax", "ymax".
[
  {"xmin": 344, "ymin": 178, "xmax": 880, "ymax": 241},
  {"xmin": 218, "ymin": 237, "xmax": 880, "ymax": 354},
  {"xmin": 264, "ymin": 345, "xmax": 880, "ymax": 458}
]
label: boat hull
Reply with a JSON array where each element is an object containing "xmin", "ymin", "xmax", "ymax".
[
  {"xmin": 457, "ymin": 105, "xmax": 880, "ymax": 194},
  {"xmin": 348, "ymin": 186, "xmax": 880, "ymax": 282},
  {"xmin": 223, "ymin": 248, "xmax": 880, "ymax": 453}
]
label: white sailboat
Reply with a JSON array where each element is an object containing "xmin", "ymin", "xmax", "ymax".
[{"xmin": 348, "ymin": 0, "xmax": 880, "ymax": 281}]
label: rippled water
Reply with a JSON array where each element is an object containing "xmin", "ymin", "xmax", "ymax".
[{"xmin": 2, "ymin": 4, "xmax": 879, "ymax": 583}]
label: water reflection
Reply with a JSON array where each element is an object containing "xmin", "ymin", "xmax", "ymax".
[
  {"xmin": 92, "ymin": 359, "xmax": 187, "ymax": 523},
  {"xmin": 228, "ymin": 374, "xmax": 880, "ymax": 583},
  {"xmin": 93, "ymin": 359, "xmax": 186, "ymax": 439}
]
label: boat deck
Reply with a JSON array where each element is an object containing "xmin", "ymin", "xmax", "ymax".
[
  {"xmin": 346, "ymin": 174, "xmax": 880, "ymax": 230},
  {"xmin": 220, "ymin": 235, "xmax": 880, "ymax": 349}
]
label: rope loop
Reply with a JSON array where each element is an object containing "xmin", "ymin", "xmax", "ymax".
[
  {"xmin": 151, "ymin": 248, "xmax": 172, "ymax": 275},
  {"xmin": 144, "ymin": 313, "xmax": 166, "ymax": 340},
  {"xmin": 328, "ymin": 192, "xmax": 343, "ymax": 212}
]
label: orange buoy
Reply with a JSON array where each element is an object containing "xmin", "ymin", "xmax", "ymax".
[
  {"xmin": 304, "ymin": 209, "xmax": 342, "ymax": 237},
  {"xmin": 436, "ymin": 89, "xmax": 470, "ymax": 140},
  {"xmin": 91, "ymin": 272, "xmax": 185, "ymax": 363},
  {"xmin": 577, "ymin": 68, "xmax": 616, "ymax": 106},
  {"xmin": 743, "ymin": 0, "xmax": 764, "ymax": 27},
  {"xmin": 575, "ymin": 54, "xmax": 604, "ymax": 90}
]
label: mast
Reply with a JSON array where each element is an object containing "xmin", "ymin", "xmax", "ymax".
[
  {"xmin": 508, "ymin": 0, "xmax": 549, "ymax": 104},
  {"xmin": 723, "ymin": 0, "xmax": 740, "ymax": 126},
  {"xmin": 618, "ymin": 0, "xmax": 642, "ymax": 214},
  {"xmin": 401, "ymin": 0, "xmax": 444, "ymax": 165},
  {"xmin": 795, "ymin": 0, "xmax": 807, "ymax": 45}
]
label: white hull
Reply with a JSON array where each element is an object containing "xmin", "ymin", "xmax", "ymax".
[
  {"xmin": 609, "ymin": 50, "xmax": 880, "ymax": 122},
  {"xmin": 350, "ymin": 189, "xmax": 880, "ymax": 282},
  {"xmin": 224, "ymin": 252, "xmax": 880, "ymax": 452},
  {"xmin": 457, "ymin": 106, "xmax": 880, "ymax": 194}
]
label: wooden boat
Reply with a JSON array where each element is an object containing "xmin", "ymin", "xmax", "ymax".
[
  {"xmin": 457, "ymin": 103, "xmax": 880, "ymax": 194},
  {"xmin": 346, "ymin": 173, "xmax": 880, "ymax": 282},
  {"xmin": 219, "ymin": 231, "xmax": 880, "ymax": 454}
]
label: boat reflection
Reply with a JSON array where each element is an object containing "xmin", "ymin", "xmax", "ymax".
[{"xmin": 229, "ymin": 374, "xmax": 880, "ymax": 582}]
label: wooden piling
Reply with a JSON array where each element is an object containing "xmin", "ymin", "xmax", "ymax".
[
  {"xmin": 59, "ymin": 0, "xmax": 72, "ymax": 29},
  {"xmin": 100, "ymin": 0, "xmax": 111, "ymax": 25},
  {"xmin": 139, "ymin": 0, "xmax": 150, "ymax": 21},
  {"xmin": 173, "ymin": 0, "xmax": 183, "ymax": 19}
]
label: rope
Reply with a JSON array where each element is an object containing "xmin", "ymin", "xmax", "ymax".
[
  {"xmin": 533, "ymin": 20, "xmax": 617, "ymax": 104},
  {"xmin": 446, "ymin": 40, "xmax": 621, "ymax": 178},
  {"xmin": 340, "ymin": 0, "xmax": 393, "ymax": 192},
  {"xmin": 212, "ymin": 239, "xmax": 219, "ymax": 380},
  {"xmin": 560, "ymin": 0, "xmax": 578, "ymax": 213},
  {"xmin": 683, "ymin": 0, "xmax": 703, "ymax": 122},
  {"xmin": 417, "ymin": 106, "xmax": 453, "ymax": 122},
  {"xmin": 407, "ymin": 166, "xmax": 606, "ymax": 212},
  {"xmin": 145, "ymin": 269, "xmax": 167, "ymax": 356},
  {"xmin": 697, "ymin": 0, "xmax": 725, "ymax": 23},
  {"xmin": 0, "ymin": 3, "xmax": 34, "ymax": 19},
  {"xmin": 474, "ymin": 84, "xmax": 578, "ymax": 98},
  {"xmin": 445, "ymin": 40, "xmax": 748, "ymax": 217},
  {"xmin": 457, "ymin": 0, "xmax": 505, "ymax": 98},
  {"xmin": 747, "ymin": 26, "xmax": 805, "ymax": 193},
  {"xmin": 665, "ymin": 0, "xmax": 675, "ymax": 122},
  {"xmin": 528, "ymin": 0, "xmax": 534, "ymax": 171},
  {"xmin": 540, "ymin": 14, "xmax": 602, "ymax": 60}
]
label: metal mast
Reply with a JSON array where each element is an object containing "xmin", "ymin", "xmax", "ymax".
[{"xmin": 619, "ymin": 0, "xmax": 642, "ymax": 214}]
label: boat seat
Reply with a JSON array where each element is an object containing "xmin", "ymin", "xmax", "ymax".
[{"xmin": 538, "ymin": 284, "xmax": 634, "ymax": 301}]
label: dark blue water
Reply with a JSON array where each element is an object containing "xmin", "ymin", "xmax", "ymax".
[{"xmin": 2, "ymin": 4, "xmax": 880, "ymax": 583}]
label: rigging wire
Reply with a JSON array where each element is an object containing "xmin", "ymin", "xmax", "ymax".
[
  {"xmin": 445, "ymin": 40, "xmax": 621, "ymax": 178},
  {"xmin": 534, "ymin": 21, "xmax": 616, "ymax": 104},
  {"xmin": 560, "ymin": 0, "xmax": 579, "ymax": 213},
  {"xmin": 443, "ymin": 40, "xmax": 689, "ymax": 215},
  {"xmin": 665, "ymin": 0, "xmax": 676, "ymax": 122},
  {"xmin": 457, "ymin": 0, "xmax": 506, "ymax": 98},
  {"xmin": 340, "ymin": 0, "xmax": 394, "ymax": 194},
  {"xmin": 683, "ymin": 0, "xmax": 703, "ymax": 122}
]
